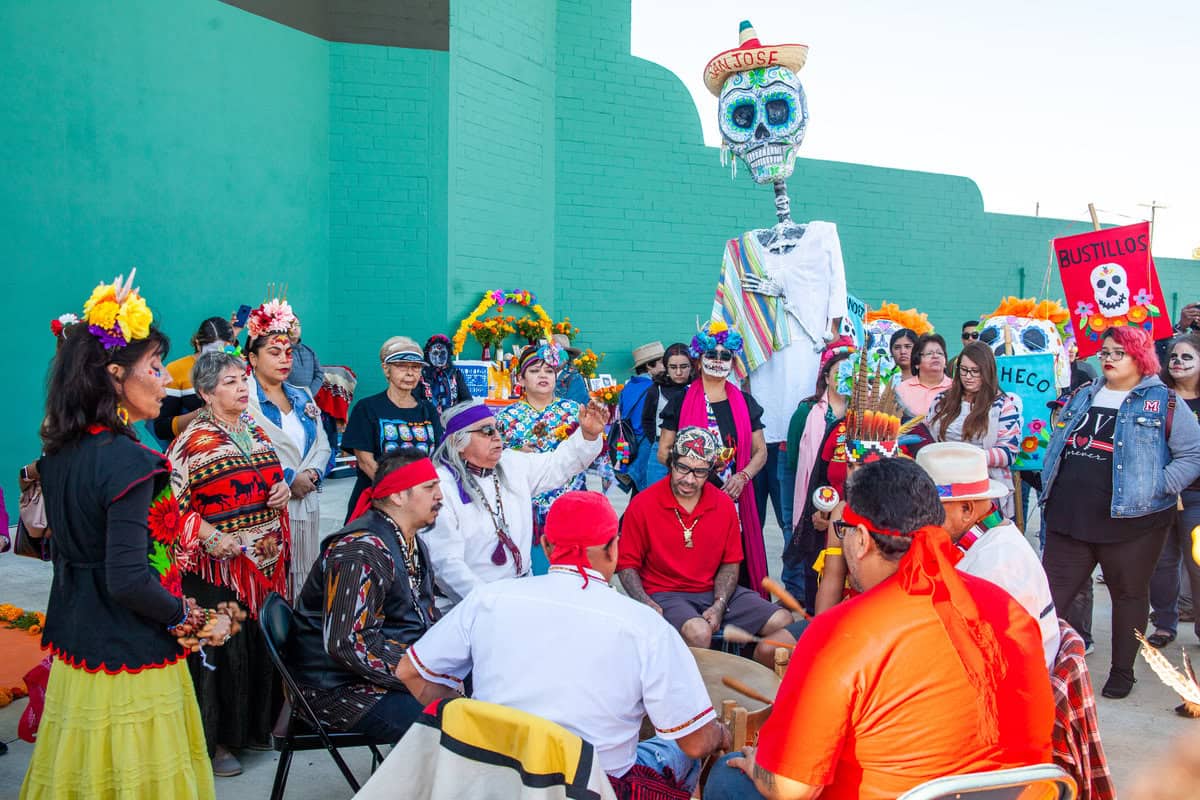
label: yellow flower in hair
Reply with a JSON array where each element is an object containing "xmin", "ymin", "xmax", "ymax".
[
  {"xmin": 82, "ymin": 283, "xmax": 117, "ymax": 317},
  {"xmin": 116, "ymin": 293, "xmax": 153, "ymax": 341},
  {"xmin": 87, "ymin": 300, "xmax": 121, "ymax": 331},
  {"xmin": 708, "ymin": 320, "xmax": 729, "ymax": 335}
]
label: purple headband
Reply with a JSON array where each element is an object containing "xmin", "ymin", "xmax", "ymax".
[{"xmin": 444, "ymin": 403, "xmax": 495, "ymax": 437}]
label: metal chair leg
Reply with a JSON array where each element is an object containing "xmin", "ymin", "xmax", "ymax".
[
  {"xmin": 369, "ymin": 744, "xmax": 385, "ymax": 771},
  {"xmin": 328, "ymin": 746, "xmax": 362, "ymax": 792},
  {"xmin": 270, "ymin": 744, "xmax": 294, "ymax": 800}
]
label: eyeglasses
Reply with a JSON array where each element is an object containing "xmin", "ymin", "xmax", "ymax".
[
  {"xmin": 958, "ymin": 367, "xmax": 982, "ymax": 377},
  {"xmin": 962, "ymin": 332, "xmax": 980, "ymax": 340},
  {"xmin": 832, "ymin": 520, "xmax": 856, "ymax": 541},
  {"xmin": 702, "ymin": 350, "xmax": 734, "ymax": 363},
  {"xmin": 1097, "ymin": 349, "xmax": 1126, "ymax": 363},
  {"xmin": 671, "ymin": 462, "xmax": 712, "ymax": 479},
  {"xmin": 471, "ymin": 425, "xmax": 501, "ymax": 438},
  {"xmin": 921, "ymin": 351, "xmax": 946, "ymax": 361}
]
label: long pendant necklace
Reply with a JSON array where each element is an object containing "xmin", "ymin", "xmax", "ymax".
[
  {"xmin": 475, "ymin": 472, "xmax": 523, "ymax": 573},
  {"xmin": 673, "ymin": 508, "xmax": 701, "ymax": 549}
]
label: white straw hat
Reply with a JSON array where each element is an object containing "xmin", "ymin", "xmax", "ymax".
[{"xmin": 915, "ymin": 442, "xmax": 1010, "ymax": 502}]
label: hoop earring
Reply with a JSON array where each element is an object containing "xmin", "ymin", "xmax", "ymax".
[{"xmin": 116, "ymin": 404, "xmax": 130, "ymax": 426}]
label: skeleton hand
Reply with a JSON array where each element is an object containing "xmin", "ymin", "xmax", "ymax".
[{"xmin": 742, "ymin": 274, "xmax": 784, "ymax": 297}]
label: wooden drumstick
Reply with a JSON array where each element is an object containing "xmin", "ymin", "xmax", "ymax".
[
  {"xmin": 762, "ymin": 577, "xmax": 811, "ymax": 620},
  {"xmin": 722, "ymin": 675, "xmax": 775, "ymax": 706},
  {"xmin": 722, "ymin": 624, "xmax": 795, "ymax": 651}
]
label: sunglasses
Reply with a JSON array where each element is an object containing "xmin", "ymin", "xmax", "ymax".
[
  {"xmin": 832, "ymin": 520, "xmax": 857, "ymax": 540},
  {"xmin": 472, "ymin": 425, "xmax": 501, "ymax": 438},
  {"xmin": 962, "ymin": 332, "xmax": 980, "ymax": 340},
  {"xmin": 702, "ymin": 350, "xmax": 734, "ymax": 362}
]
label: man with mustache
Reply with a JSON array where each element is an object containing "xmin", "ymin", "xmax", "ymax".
[{"xmin": 291, "ymin": 448, "xmax": 445, "ymax": 742}]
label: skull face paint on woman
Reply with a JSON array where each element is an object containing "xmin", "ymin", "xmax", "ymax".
[
  {"xmin": 718, "ymin": 65, "xmax": 809, "ymax": 184},
  {"xmin": 428, "ymin": 342, "xmax": 450, "ymax": 369},
  {"xmin": 701, "ymin": 347, "xmax": 735, "ymax": 379},
  {"xmin": 1169, "ymin": 340, "xmax": 1200, "ymax": 383}
]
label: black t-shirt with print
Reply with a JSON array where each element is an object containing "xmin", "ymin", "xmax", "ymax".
[
  {"xmin": 341, "ymin": 390, "xmax": 444, "ymax": 519},
  {"xmin": 1046, "ymin": 389, "xmax": 1175, "ymax": 542}
]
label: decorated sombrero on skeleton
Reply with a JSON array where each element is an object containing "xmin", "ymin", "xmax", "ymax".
[{"xmin": 703, "ymin": 20, "xmax": 809, "ymax": 96}]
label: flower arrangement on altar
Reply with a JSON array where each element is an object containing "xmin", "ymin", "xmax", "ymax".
[
  {"xmin": 575, "ymin": 349, "xmax": 604, "ymax": 378},
  {"xmin": 552, "ymin": 317, "xmax": 580, "ymax": 341},
  {"xmin": 514, "ymin": 317, "xmax": 547, "ymax": 342},
  {"xmin": 470, "ymin": 316, "xmax": 516, "ymax": 349},
  {"xmin": 590, "ymin": 383, "xmax": 624, "ymax": 407},
  {"xmin": 452, "ymin": 289, "xmax": 555, "ymax": 357}
]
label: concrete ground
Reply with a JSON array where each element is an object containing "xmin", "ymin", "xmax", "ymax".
[{"xmin": 2, "ymin": 475, "xmax": 1197, "ymax": 798}]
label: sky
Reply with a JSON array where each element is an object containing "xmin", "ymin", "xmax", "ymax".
[{"xmin": 631, "ymin": 0, "xmax": 1198, "ymax": 259}]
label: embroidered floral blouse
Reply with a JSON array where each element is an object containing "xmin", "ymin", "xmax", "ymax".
[{"xmin": 495, "ymin": 399, "xmax": 614, "ymax": 526}]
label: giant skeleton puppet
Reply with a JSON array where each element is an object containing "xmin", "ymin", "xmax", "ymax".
[{"xmin": 705, "ymin": 21, "xmax": 847, "ymax": 443}]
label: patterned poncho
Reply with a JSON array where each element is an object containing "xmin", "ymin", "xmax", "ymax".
[{"xmin": 168, "ymin": 414, "xmax": 291, "ymax": 617}]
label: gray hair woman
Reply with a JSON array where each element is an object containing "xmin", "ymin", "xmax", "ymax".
[
  {"xmin": 420, "ymin": 399, "xmax": 609, "ymax": 606},
  {"xmin": 167, "ymin": 350, "xmax": 291, "ymax": 777}
]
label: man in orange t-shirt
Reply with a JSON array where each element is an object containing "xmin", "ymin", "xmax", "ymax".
[{"xmin": 704, "ymin": 458, "xmax": 1054, "ymax": 800}]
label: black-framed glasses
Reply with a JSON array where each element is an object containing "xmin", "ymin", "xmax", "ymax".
[
  {"xmin": 1097, "ymin": 349, "xmax": 1126, "ymax": 363},
  {"xmin": 472, "ymin": 425, "xmax": 501, "ymax": 438},
  {"xmin": 702, "ymin": 350, "xmax": 734, "ymax": 363},
  {"xmin": 671, "ymin": 462, "xmax": 712, "ymax": 479},
  {"xmin": 962, "ymin": 332, "xmax": 980, "ymax": 340},
  {"xmin": 958, "ymin": 366, "xmax": 982, "ymax": 377},
  {"xmin": 832, "ymin": 520, "xmax": 856, "ymax": 540}
]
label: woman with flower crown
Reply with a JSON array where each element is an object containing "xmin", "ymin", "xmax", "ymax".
[
  {"xmin": 656, "ymin": 321, "xmax": 769, "ymax": 596},
  {"xmin": 167, "ymin": 346, "xmax": 292, "ymax": 777},
  {"xmin": 21, "ymin": 274, "xmax": 238, "ymax": 800},
  {"xmin": 243, "ymin": 299, "xmax": 330, "ymax": 593}
]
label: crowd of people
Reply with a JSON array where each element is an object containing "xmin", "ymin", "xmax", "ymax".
[{"xmin": 16, "ymin": 272, "xmax": 1200, "ymax": 800}]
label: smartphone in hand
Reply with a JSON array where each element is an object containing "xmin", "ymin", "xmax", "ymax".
[{"xmin": 234, "ymin": 304, "xmax": 252, "ymax": 328}]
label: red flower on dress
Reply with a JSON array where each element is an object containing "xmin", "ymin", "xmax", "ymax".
[
  {"xmin": 160, "ymin": 564, "xmax": 182, "ymax": 597},
  {"xmin": 147, "ymin": 496, "xmax": 181, "ymax": 544}
]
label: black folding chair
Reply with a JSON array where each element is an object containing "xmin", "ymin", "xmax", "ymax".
[{"xmin": 260, "ymin": 592, "xmax": 388, "ymax": 800}]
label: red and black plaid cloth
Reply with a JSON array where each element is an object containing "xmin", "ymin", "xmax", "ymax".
[{"xmin": 1051, "ymin": 619, "xmax": 1115, "ymax": 800}]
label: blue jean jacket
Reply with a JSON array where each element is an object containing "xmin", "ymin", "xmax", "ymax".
[
  {"xmin": 1041, "ymin": 375, "xmax": 1200, "ymax": 518},
  {"xmin": 255, "ymin": 378, "xmax": 318, "ymax": 482}
]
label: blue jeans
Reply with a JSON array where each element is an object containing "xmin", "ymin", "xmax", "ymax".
[
  {"xmin": 1149, "ymin": 490, "xmax": 1200, "ymax": 638},
  {"xmin": 634, "ymin": 736, "xmax": 702, "ymax": 791},
  {"xmin": 644, "ymin": 449, "xmax": 668, "ymax": 487},
  {"xmin": 778, "ymin": 450, "xmax": 804, "ymax": 600},
  {"xmin": 703, "ymin": 752, "xmax": 765, "ymax": 799},
  {"xmin": 347, "ymin": 690, "xmax": 424, "ymax": 743},
  {"xmin": 753, "ymin": 445, "xmax": 785, "ymax": 531}
]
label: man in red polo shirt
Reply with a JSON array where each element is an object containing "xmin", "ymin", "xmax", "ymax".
[
  {"xmin": 704, "ymin": 457, "xmax": 1054, "ymax": 800},
  {"xmin": 617, "ymin": 427, "xmax": 795, "ymax": 667}
]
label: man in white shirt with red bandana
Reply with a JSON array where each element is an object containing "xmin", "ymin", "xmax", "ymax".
[{"xmin": 396, "ymin": 491, "xmax": 730, "ymax": 796}]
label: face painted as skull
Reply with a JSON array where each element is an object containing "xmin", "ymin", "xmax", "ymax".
[
  {"xmin": 429, "ymin": 342, "xmax": 449, "ymax": 369},
  {"xmin": 1090, "ymin": 263, "xmax": 1129, "ymax": 318},
  {"xmin": 719, "ymin": 66, "xmax": 808, "ymax": 184}
]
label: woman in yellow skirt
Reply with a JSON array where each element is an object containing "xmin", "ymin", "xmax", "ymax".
[{"xmin": 21, "ymin": 275, "xmax": 239, "ymax": 800}]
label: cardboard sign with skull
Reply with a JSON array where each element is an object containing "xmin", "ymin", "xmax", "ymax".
[{"xmin": 1054, "ymin": 221, "xmax": 1171, "ymax": 358}]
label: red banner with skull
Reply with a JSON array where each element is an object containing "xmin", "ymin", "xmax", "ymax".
[{"xmin": 1053, "ymin": 221, "xmax": 1171, "ymax": 359}]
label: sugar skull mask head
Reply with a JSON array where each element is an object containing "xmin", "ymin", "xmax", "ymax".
[
  {"xmin": 718, "ymin": 67, "xmax": 808, "ymax": 183},
  {"xmin": 977, "ymin": 298, "xmax": 1073, "ymax": 390},
  {"xmin": 704, "ymin": 21, "xmax": 810, "ymax": 185}
]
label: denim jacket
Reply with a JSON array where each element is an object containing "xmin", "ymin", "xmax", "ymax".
[
  {"xmin": 1040, "ymin": 375, "xmax": 1200, "ymax": 518},
  {"xmin": 255, "ymin": 379, "xmax": 319, "ymax": 482}
]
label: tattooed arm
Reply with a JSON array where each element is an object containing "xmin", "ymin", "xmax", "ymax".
[
  {"xmin": 616, "ymin": 569, "xmax": 663, "ymax": 615},
  {"xmin": 727, "ymin": 747, "xmax": 823, "ymax": 800}
]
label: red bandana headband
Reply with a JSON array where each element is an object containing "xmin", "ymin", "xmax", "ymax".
[
  {"xmin": 348, "ymin": 458, "xmax": 440, "ymax": 522},
  {"xmin": 841, "ymin": 504, "xmax": 1006, "ymax": 744}
]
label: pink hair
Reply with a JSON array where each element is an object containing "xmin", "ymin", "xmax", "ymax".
[{"xmin": 1101, "ymin": 326, "xmax": 1160, "ymax": 377}]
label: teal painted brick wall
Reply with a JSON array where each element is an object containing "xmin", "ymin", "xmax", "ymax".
[
  {"xmin": 0, "ymin": 0, "xmax": 329, "ymax": 501},
  {"xmin": 328, "ymin": 43, "xmax": 449, "ymax": 397},
  {"xmin": 446, "ymin": 0, "xmax": 558, "ymax": 322}
]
